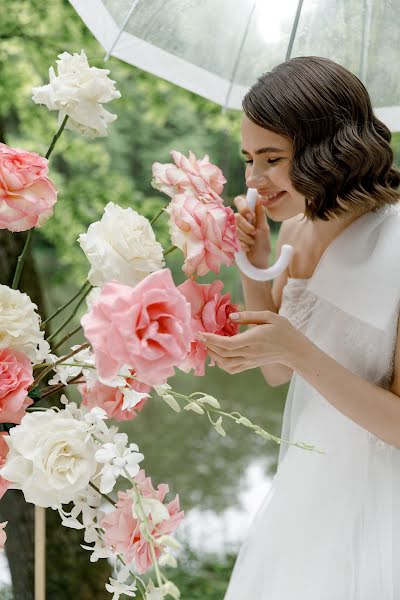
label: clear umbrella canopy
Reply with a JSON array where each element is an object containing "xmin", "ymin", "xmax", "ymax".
[{"xmin": 69, "ymin": 0, "xmax": 400, "ymax": 130}]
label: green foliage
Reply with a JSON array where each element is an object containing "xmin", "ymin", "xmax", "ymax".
[{"xmin": 164, "ymin": 548, "xmax": 235, "ymax": 599}]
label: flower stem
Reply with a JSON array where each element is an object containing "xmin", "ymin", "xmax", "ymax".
[
  {"xmin": 11, "ymin": 116, "xmax": 70, "ymax": 291},
  {"xmin": 45, "ymin": 115, "xmax": 69, "ymax": 160},
  {"xmin": 30, "ymin": 342, "xmax": 90, "ymax": 389},
  {"xmin": 47, "ymin": 283, "xmax": 93, "ymax": 343},
  {"xmin": 39, "ymin": 372, "xmax": 85, "ymax": 399},
  {"xmin": 89, "ymin": 481, "xmax": 116, "ymax": 508},
  {"xmin": 163, "ymin": 245, "xmax": 177, "ymax": 257},
  {"xmin": 41, "ymin": 281, "xmax": 90, "ymax": 328},
  {"xmin": 11, "ymin": 229, "xmax": 34, "ymax": 289},
  {"xmin": 51, "ymin": 324, "xmax": 83, "ymax": 352},
  {"xmin": 150, "ymin": 206, "xmax": 166, "ymax": 226}
]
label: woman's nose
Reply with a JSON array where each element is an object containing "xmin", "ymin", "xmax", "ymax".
[{"xmin": 246, "ymin": 168, "xmax": 269, "ymax": 189}]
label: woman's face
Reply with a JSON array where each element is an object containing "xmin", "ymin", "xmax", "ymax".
[{"xmin": 241, "ymin": 115, "xmax": 306, "ymax": 221}]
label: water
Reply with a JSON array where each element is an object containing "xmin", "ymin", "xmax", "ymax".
[{"xmin": 120, "ymin": 366, "xmax": 288, "ymax": 554}]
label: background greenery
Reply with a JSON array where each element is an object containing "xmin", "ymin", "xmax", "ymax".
[{"xmin": 1, "ymin": 1, "xmax": 400, "ymax": 598}]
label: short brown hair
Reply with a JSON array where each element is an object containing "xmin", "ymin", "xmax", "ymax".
[{"xmin": 243, "ymin": 56, "xmax": 400, "ymax": 221}]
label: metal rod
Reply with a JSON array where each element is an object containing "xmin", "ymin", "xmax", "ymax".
[
  {"xmin": 360, "ymin": 0, "xmax": 373, "ymax": 83},
  {"xmin": 285, "ymin": 0, "xmax": 305, "ymax": 61},
  {"xmin": 223, "ymin": 0, "xmax": 257, "ymax": 112},
  {"xmin": 104, "ymin": 0, "xmax": 141, "ymax": 61}
]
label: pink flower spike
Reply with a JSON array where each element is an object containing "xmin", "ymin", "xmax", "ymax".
[
  {"xmin": 152, "ymin": 150, "xmax": 226, "ymax": 203},
  {"xmin": 0, "ymin": 434, "xmax": 10, "ymax": 500},
  {"xmin": 101, "ymin": 470, "xmax": 184, "ymax": 574},
  {"xmin": 167, "ymin": 192, "xmax": 239, "ymax": 277}
]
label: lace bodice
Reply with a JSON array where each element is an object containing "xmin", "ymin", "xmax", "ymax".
[{"xmin": 278, "ymin": 277, "xmax": 317, "ymax": 333}]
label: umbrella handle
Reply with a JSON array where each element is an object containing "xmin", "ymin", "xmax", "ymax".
[{"xmin": 234, "ymin": 188, "xmax": 294, "ymax": 281}]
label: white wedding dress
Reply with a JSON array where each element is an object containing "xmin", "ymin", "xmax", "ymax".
[{"xmin": 224, "ymin": 203, "xmax": 400, "ymax": 600}]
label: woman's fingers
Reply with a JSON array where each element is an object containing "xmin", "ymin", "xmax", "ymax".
[
  {"xmin": 235, "ymin": 213, "xmax": 256, "ymax": 236},
  {"xmin": 254, "ymin": 200, "xmax": 270, "ymax": 232},
  {"xmin": 238, "ymin": 230, "xmax": 255, "ymax": 247},
  {"xmin": 234, "ymin": 195, "xmax": 254, "ymax": 223},
  {"xmin": 229, "ymin": 310, "xmax": 277, "ymax": 324}
]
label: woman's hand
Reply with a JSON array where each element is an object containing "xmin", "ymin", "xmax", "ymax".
[
  {"xmin": 234, "ymin": 195, "xmax": 271, "ymax": 269},
  {"xmin": 198, "ymin": 310, "xmax": 308, "ymax": 374}
]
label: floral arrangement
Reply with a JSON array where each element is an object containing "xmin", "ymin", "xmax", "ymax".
[{"xmin": 0, "ymin": 50, "xmax": 316, "ymax": 599}]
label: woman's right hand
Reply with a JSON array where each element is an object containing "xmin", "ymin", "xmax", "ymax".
[{"xmin": 234, "ymin": 194, "xmax": 272, "ymax": 269}]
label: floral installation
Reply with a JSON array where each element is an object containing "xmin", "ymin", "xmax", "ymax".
[{"xmin": 0, "ymin": 50, "xmax": 319, "ymax": 599}]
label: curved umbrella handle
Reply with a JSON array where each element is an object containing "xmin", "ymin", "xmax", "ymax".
[{"xmin": 234, "ymin": 189, "xmax": 294, "ymax": 281}]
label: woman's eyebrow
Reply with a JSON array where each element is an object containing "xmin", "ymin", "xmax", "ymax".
[{"xmin": 241, "ymin": 146, "xmax": 285, "ymax": 155}]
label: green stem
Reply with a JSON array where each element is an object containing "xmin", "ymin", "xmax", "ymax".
[
  {"xmin": 47, "ymin": 284, "xmax": 93, "ymax": 343},
  {"xmin": 51, "ymin": 324, "xmax": 83, "ymax": 352},
  {"xmin": 12, "ymin": 229, "xmax": 34, "ymax": 289},
  {"xmin": 150, "ymin": 206, "xmax": 165, "ymax": 226},
  {"xmin": 39, "ymin": 372, "xmax": 85, "ymax": 399},
  {"xmin": 171, "ymin": 389, "xmax": 322, "ymax": 453},
  {"xmin": 41, "ymin": 280, "xmax": 90, "ymax": 328},
  {"xmin": 89, "ymin": 481, "xmax": 116, "ymax": 508},
  {"xmin": 45, "ymin": 115, "xmax": 69, "ymax": 160},
  {"xmin": 30, "ymin": 342, "xmax": 89, "ymax": 388},
  {"xmin": 163, "ymin": 245, "xmax": 177, "ymax": 257},
  {"xmin": 11, "ymin": 116, "xmax": 69, "ymax": 291}
]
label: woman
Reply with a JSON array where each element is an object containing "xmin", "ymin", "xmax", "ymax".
[{"xmin": 199, "ymin": 56, "xmax": 400, "ymax": 598}]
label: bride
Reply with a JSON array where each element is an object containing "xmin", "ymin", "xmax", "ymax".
[{"xmin": 199, "ymin": 56, "xmax": 400, "ymax": 599}]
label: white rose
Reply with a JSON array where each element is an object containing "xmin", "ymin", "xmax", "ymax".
[
  {"xmin": 0, "ymin": 285, "xmax": 50, "ymax": 363},
  {"xmin": 78, "ymin": 202, "xmax": 164, "ymax": 287},
  {"xmin": 0, "ymin": 409, "xmax": 98, "ymax": 508},
  {"xmin": 32, "ymin": 50, "xmax": 121, "ymax": 138}
]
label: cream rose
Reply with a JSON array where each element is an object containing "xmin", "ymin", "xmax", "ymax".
[
  {"xmin": 78, "ymin": 202, "xmax": 164, "ymax": 287},
  {"xmin": 32, "ymin": 50, "xmax": 121, "ymax": 138},
  {"xmin": 0, "ymin": 410, "xmax": 98, "ymax": 508},
  {"xmin": 0, "ymin": 285, "xmax": 49, "ymax": 363}
]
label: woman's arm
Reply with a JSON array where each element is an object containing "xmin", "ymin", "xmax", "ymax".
[{"xmin": 287, "ymin": 316, "xmax": 400, "ymax": 448}]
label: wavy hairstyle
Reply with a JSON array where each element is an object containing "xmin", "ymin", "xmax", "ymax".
[{"xmin": 243, "ymin": 56, "xmax": 400, "ymax": 221}]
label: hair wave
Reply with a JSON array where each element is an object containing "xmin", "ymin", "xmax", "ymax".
[{"xmin": 243, "ymin": 56, "xmax": 400, "ymax": 221}]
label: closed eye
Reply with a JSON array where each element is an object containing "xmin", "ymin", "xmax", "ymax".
[{"xmin": 244, "ymin": 158, "xmax": 281, "ymax": 165}]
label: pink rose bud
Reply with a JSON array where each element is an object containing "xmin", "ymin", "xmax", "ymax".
[{"xmin": 0, "ymin": 348, "xmax": 33, "ymax": 424}]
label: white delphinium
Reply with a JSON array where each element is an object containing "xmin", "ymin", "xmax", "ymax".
[
  {"xmin": 48, "ymin": 345, "xmax": 95, "ymax": 385},
  {"xmin": 95, "ymin": 433, "xmax": 144, "ymax": 494},
  {"xmin": 153, "ymin": 384, "xmax": 181, "ymax": 413},
  {"xmin": 32, "ymin": 50, "xmax": 121, "ymax": 137},
  {"xmin": 78, "ymin": 202, "xmax": 164, "ymax": 287},
  {"xmin": 0, "ymin": 285, "xmax": 50, "ymax": 363},
  {"xmin": 146, "ymin": 580, "xmax": 180, "ymax": 600}
]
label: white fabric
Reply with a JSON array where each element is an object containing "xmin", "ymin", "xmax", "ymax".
[{"xmin": 224, "ymin": 203, "xmax": 400, "ymax": 599}]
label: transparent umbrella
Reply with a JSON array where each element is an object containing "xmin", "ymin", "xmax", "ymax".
[
  {"xmin": 68, "ymin": 0, "xmax": 400, "ymax": 280},
  {"xmin": 69, "ymin": 0, "xmax": 400, "ymax": 130}
]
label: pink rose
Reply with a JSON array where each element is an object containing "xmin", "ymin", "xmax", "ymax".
[
  {"xmin": 178, "ymin": 279, "xmax": 240, "ymax": 375},
  {"xmin": 0, "ymin": 348, "xmax": 33, "ymax": 424},
  {"xmin": 0, "ymin": 522, "xmax": 7, "ymax": 552},
  {"xmin": 167, "ymin": 192, "xmax": 239, "ymax": 277},
  {"xmin": 101, "ymin": 470, "xmax": 184, "ymax": 574},
  {"xmin": 81, "ymin": 269, "xmax": 191, "ymax": 386},
  {"xmin": 152, "ymin": 150, "xmax": 226, "ymax": 202},
  {"xmin": 80, "ymin": 376, "xmax": 150, "ymax": 421},
  {"xmin": 0, "ymin": 143, "xmax": 57, "ymax": 232},
  {"xmin": 0, "ymin": 434, "xmax": 10, "ymax": 500}
]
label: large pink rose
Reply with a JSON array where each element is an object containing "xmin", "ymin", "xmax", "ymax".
[
  {"xmin": 178, "ymin": 279, "xmax": 240, "ymax": 376},
  {"xmin": 0, "ymin": 143, "xmax": 57, "ymax": 232},
  {"xmin": 0, "ymin": 434, "xmax": 10, "ymax": 500},
  {"xmin": 81, "ymin": 269, "xmax": 191, "ymax": 386},
  {"xmin": 167, "ymin": 192, "xmax": 239, "ymax": 277},
  {"xmin": 80, "ymin": 376, "xmax": 150, "ymax": 421},
  {"xmin": 101, "ymin": 470, "xmax": 184, "ymax": 574},
  {"xmin": 0, "ymin": 348, "xmax": 33, "ymax": 424},
  {"xmin": 152, "ymin": 150, "xmax": 226, "ymax": 202}
]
